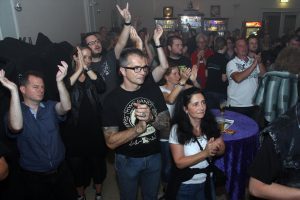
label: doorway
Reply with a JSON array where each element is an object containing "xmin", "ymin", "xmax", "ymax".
[{"xmin": 263, "ymin": 12, "xmax": 298, "ymax": 39}]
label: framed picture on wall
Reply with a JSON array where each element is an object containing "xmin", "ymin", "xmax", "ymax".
[{"xmin": 210, "ymin": 5, "xmax": 221, "ymax": 17}]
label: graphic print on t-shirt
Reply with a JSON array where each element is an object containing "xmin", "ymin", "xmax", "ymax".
[
  {"xmin": 235, "ymin": 60, "xmax": 258, "ymax": 79},
  {"xmin": 100, "ymin": 61, "xmax": 110, "ymax": 80},
  {"xmin": 123, "ymin": 97, "xmax": 158, "ymax": 146}
]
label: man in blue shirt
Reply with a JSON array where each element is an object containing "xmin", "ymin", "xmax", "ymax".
[{"xmin": 0, "ymin": 62, "xmax": 77, "ymax": 200}]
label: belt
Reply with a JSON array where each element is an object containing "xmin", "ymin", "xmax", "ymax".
[{"xmin": 21, "ymin": 164, "xmax": 63, "ymax": 176}]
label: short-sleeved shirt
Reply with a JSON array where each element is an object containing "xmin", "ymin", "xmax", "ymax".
[
  {"xmin": 5, "ymin": 101, "xmax": 65, "ymax": 172},
  {"xmin": 169, "ymin": 124, "xmax": 209, "ymax": 184},
  {"xmin": 102, "ymin": 74, "xmax": 168, "ymax": 157},
  {"xmin": 167, "ymin": 56, "xmax": 192, "ymax": 69},
  {"xmin": 248, "ymin": 135, "xmax": 281, "ymax": 185},
  {"xmin": 226, "ymin": 56, "xmax": 260, "ymax": 107},
  {"xmin": 90, "ymin": 50, "xmax": 121, "ymax": 103}
]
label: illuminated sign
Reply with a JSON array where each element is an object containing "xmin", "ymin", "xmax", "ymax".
[{"xmin": 245, "ymin": 21, "xmax": 262, "ymax": 27}]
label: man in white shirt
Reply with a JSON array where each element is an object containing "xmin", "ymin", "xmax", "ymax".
[{"xmin": 226, "ymin": 38, "xmax": 266, "ymax": 121}]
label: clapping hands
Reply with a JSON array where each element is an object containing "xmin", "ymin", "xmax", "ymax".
[
  {"xmin": 56, "ymin": 61, "xmax": 68, "ymax": 82},
  {"xmin": 0, "ymin": 69, "xmax": 17, "ymax": 91},
  {"xmin": 153, "ymin": 25, "xmax": 163, "ymax": 44},
  {"xmin": 205, "ymin": 137, "xmax": 223, "ymax": 157}
]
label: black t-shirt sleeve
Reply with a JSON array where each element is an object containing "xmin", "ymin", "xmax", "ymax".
[
  {"xmin": 221, "ymin": 58, "xmax": 228, "ymax": 74},
  {"xmin": 248, "ymin": 135, "xmax": 281, "ymax": 184}
]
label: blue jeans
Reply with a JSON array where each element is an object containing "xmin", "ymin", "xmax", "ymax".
[
  {"xmin": 160, "ymin": 141, "xmax": 172, "ymax": 183},
  {"xmin": 115, "ymin": 153, "xmax": 161, "ymax": 200},
  {"xmin": 177, "ymin": 183, "xmax": 206, "ymax": 200}
]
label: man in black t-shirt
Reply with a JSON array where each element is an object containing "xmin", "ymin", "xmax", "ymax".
[
  {"xmin": 205, "ymin": 36, "xmax": 228, "ymax": 108},
  {"xmin": 102, "ymin": 45, "xmax": 170, "ymax": 199},
  {"xmin": 82, "ymin": 3, "xmax": 132, "ymax": 103},
  {"xmin": 167, "ymin": 36, "xmax": 192, "ymax": 69},
  {"xmin": 248, "ymin": 102, "xmax": 300, "ymax": 199}
]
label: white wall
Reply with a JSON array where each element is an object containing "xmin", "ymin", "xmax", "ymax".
[
  {"xmin": 1, "ymin": 0, "xmax": 299, "ymax": 45},
  {"xmin": 14, "ymin": 0, "xmax": 87, "ymax": 45},
  {"xmin": 0, "ymin": 0, "xmax": 19, "ymax": 39}
]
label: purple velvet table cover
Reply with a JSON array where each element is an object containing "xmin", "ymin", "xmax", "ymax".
[{"xmin": 212, "ymin": 109, "xmax": 259, "ymax": 200}]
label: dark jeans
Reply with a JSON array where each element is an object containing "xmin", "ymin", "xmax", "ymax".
[
  {"xmin": 21, "ymin": 162, "xmax": 77, "ymax": 200},
  {"xmin": 115, "ymin": 153, "xmax": 161, "ymax": 200}
]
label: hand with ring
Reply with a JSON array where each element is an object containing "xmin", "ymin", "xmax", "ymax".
[{"xmin": 134, "ymin": 103, "xmax": 151, "ymax": 122}]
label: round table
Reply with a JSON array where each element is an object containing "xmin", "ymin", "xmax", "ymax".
[{"xmin": 212, "ymin": 109, "xmax": 259, "ymax": 200}]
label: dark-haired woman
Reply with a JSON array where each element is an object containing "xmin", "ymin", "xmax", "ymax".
[{"xmin": 169, "ymin": 87, "xmax": 225, "ymax": 199}]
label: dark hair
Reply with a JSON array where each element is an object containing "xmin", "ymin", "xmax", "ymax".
[
  {"xmin": 214, "ymin": 36, "xmax": 226, "ymax": 51},
  {"xmin": 81, "ymin": 32, "xmax": 99, "ymax": 47},
  {"xmin": 247, "ymin": 34, "xmax": 258, "ymax": 43},
  {"xmin": 172, "ymin": 87, "xmax": 220, "ymax": 145},
  {"xmin": 288, "ymin": 34, "xmax": 300, "ymax": 43},
  {"xmin": 167, "ymin": 35, "xmax": 183, "ymax": 47},
  {"xmin": 119, "ymin": 48, "xmax": 146, "ymax": 68},
  {"xmin": 226, "ymin": 36, "xmax": 235, "ymax": 44},
  {"xmin": 19, "ymin": 71, "xmax": 44, "ymax": 86}
]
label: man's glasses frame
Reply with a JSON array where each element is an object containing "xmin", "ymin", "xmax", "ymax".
[
  {"xmin": 121, "ymin": 65, "xmax": 149, "ymax": 73},
  {"xmin": 87, "ymin": 39, "xmax": 100, "ymax": 46}
]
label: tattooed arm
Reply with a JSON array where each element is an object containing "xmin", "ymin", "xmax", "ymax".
[
  {"xmin": 151, "ymin": 110, "xmax": 170, "ymax": 133},
  {"xmin": 103, "ymin": 121, "xmax": 147, "ymax": 150}
]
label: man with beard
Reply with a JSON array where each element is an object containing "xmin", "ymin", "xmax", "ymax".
[
  {"xmin": 167, "ymin": 36, "xmax": 192, "ymax": 71},
  {"xmin": 82, "ymin": 3, "xmax": 132, "ymax": 102}
]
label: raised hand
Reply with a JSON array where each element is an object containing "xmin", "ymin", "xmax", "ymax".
[
  {"xmin": 130, "ymin": 26, "xmax": 142, "ymax": 46},
  {"xmin": 190, "ymin": 65, "xmax": 198, "ymax": 82},
  {"xmin": 197, "ymin": 50, "xmax": 205, "ymax": 60},
  {"xmin": 153, "ymin": 25, "xmax": 163, "ymax": 43},
  {"xmin": 76, "ymin": 47, "xmax": 87, "ymax": 70},
  {"xmin": 56, "ymin": 61, "xmax": 68, "ymax": 82},
  {"xmin": 180, "ymin": 67, "xmax": 191, "ymax": 83},
  {"xmin": 116, "ymin": 2, "xmax": 131, "ymax": 23},
  {"xmin": 0, "ymin": 69, "xmax": 17, "ymax": 91}
]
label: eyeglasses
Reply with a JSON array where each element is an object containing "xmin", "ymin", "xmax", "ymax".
[
  {"xmin": 87, "ymin": 39, "xmax": 100, "ymax": 46},
  {"xmin": 122, "ymin": 65, "xmax": 149, "ymax": 73}
]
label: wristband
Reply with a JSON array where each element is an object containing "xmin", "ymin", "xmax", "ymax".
[
  {"xmin": 178, "ymin": 81, "xmax": 186, "ymax": 86},
  {"xmin": 124, "ymin": 22, "xmax": 131, "ymax": 26},
  {"xmin": 84, "ymin": 67, "xmax": 92, "ymax": 72},
  {"xmin": 154, "ymin": 44, "xmax": 163, "ymax": 48}
]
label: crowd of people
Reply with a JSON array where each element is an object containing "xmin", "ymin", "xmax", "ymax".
[{"xmin": 0, "ymin": 2, "xmax": 300, "ymax": 200}]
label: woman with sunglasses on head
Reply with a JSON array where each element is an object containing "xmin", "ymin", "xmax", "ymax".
[
  {"xmin": 168, "ymin": 87, "xmax": 225, "ymax": 200},
  {"xmin": 62, "ymin": 47, "xmax": 106, "ymax": 200}
]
